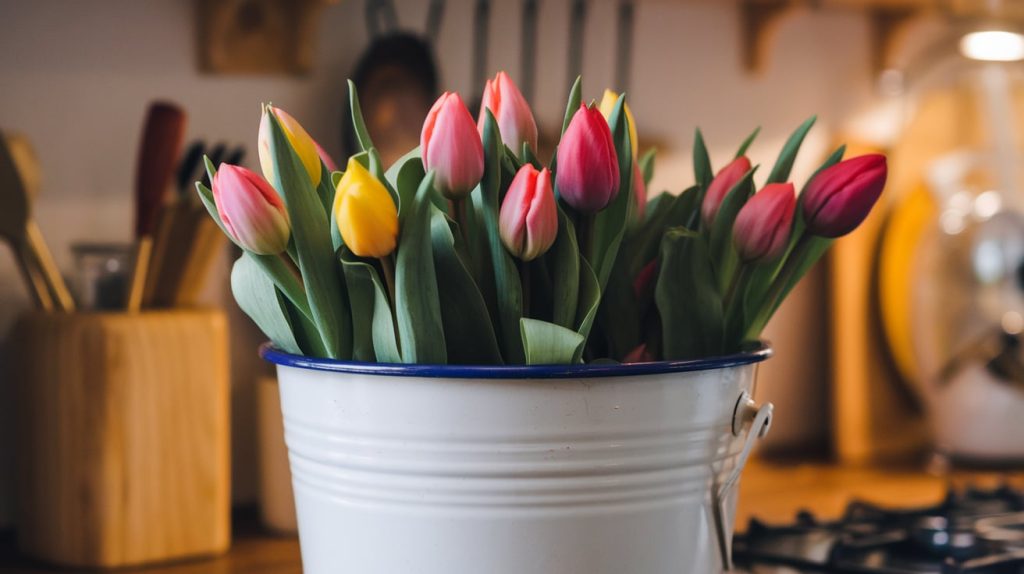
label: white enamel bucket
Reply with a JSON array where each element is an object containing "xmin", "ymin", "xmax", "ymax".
[{"xmin": 262, "ymin": 344, "xmax": 774, "ymax": 574}]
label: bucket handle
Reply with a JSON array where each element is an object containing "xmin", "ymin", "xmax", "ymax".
[{"xmin": 712, "ymin": 391, "xmax": 773, "ymax": 571}]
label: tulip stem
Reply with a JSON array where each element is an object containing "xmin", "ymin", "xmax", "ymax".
[
  {"xmin": 519, "ymin": 260, "xmax": 531, "ymax": 318},
  {"xmin": 379, "ymin": 254, "xmax": 402, "ymax": 355},
  {"xmin": 380, "ymin": 254, "xmax": 397, "ymax": 310},
  {"xmin": 576, "ymin": 211, "xmax": 596, "ymax": 266},
  {"xmin": 743, "ymin": 232, "xmax": 812, "ymax": 339},
  {"xmin": 723, "ymin": 264, "xmax": 750, "ymax": 314},
  {"xmin": 451, "ymin": 198, "xmax": 469, "ymax": 245}
]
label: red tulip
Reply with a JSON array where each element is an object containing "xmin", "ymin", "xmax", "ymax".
[
  {"xmin": 499, "ymin": 165, "xmax": 557, "ymax": 261},
  {"xmin": 213, "ymin": 164, "xmax": 291, "ymax": 255},
  {"xmin": 623, "ymin": 343, "xmax": 654, "ymax": 363},
  {"xmin": 421, "ymin": 92, "xmax": 485, "ymax": 200},
  {"xmin": 732, "ymin": 183, "xmax": 796, "ymax": 263},
  {"xmin": 802, "ymin": 154, "xmax": 887, "ymax": 238},
  {"xmin": 633, "ymin": 259, "xmax": 658, "ymax": 300},
  {"xmin": 556, "ymin": 104, "xmax": 620, "ymax": 213},
  {"xmin": 701, "ymin": 156, "xmax": 752, "ymax": 227},
  {"xmin": 478, "ymin": 71, "xmax": 538, "ymax": 156}
]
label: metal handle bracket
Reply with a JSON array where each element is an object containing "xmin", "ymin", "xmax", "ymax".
[{"xmin": 713, "ymin": 391, "xmax": 773, "ymax": 571}]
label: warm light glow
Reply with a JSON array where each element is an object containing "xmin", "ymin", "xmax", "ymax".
[{"xmin": 960, "ymin": 30, "xmax": 1024, "ymax": 62}]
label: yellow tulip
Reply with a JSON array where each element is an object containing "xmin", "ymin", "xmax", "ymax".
[
  {"xmin": 259, "ymin": 105, "xmax": 323, "ymax": 187},
  {"xmin": 598, "ymin": 89, "xmax": 638, "ymax": 161},
  {"xmin": 334, "ymin": 158, "xmax": 398, "ymax": 258}
]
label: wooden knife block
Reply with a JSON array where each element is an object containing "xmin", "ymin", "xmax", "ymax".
[{"xmin": 11, "ymin": 309, "xmax": 231, "ymax": 568}]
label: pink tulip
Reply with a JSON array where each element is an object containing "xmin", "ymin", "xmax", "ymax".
[
  {"xmin": 633, "ymin": 164, "xmax": 647, "ymax": 221},
  {"xmin": 802, "ymin": 154, "xmax": 887, "ymax": 238},
  {"xmin": 314, "ymin": 140, "xmax": 338, "ymax": 172},
  {"xmin": 499, "ymin": 165, "xmax": 557, "ymax": 261},
  {"xmin": 213, "ymin": 164, "xmax": 291, "ymax": 255},
  {"xmin": 701, "ymin": 156, "xmax": 752, "ymax": 227},
  {"xmin": 421, "ymin": 92, "xmax": 485, "ymax": 200},
  {"xmin": 556, "ymin": 104, "xmax": 620, "ymax": 212},
  {"xmin": 732, "ymin": 183, "xmax": 796, "ymax": 263},
  {"xmin": 478, "ymin": 71, "xmax": 538, "ymax": 156}
]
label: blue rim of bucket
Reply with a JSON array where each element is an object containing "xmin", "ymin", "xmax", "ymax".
[{"xmin": 259, "ymin": 341, "xmax": 772, "ymax": 379}]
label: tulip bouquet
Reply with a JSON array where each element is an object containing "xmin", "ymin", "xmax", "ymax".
[{"xmin": 196, "ymin": 72, "xmax": 885, "ymax": 365}]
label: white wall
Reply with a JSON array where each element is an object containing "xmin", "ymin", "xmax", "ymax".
[{"xmin": 0, "ymin": 0, "xmax": 905, "ymax": 523}]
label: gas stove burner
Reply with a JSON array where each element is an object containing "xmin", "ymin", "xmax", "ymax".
[{"xmin": 733, "ymin": 485, "xmax": 1024, "ymax": 573}]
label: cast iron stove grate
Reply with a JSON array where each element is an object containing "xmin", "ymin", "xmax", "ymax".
[{"xmin": 733, "ymin": 486, "xmax": 1024, "ymax": 573}]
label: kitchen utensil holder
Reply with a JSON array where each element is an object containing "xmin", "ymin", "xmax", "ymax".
[{"xmin": 11, "ymin": 309, "xmax": 231, "ymax": 568}]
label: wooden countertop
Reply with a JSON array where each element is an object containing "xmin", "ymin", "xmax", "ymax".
[{"xmin": 3, "ymin": 461, "xmax": 1021, "ymax": 573}]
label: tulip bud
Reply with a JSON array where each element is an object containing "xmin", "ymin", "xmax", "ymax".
[
  {"xmin": 479, "ymin": 71, "xmax": 538, "ymax": 156},
  {"xmin": 421, "ymin": 92, "xmax": 484, "ymax": 200},
  {"xmin": 213, "ymin": 164, "xmax": 291, "ymax": 255},
  {"xmin": 598, "ymin": 89, "xmax": 639, "ymax": 161},
  {"xmin": 802, "ymin": 154, "xmax": 887, "ymax": 238},
  {"xmin": 499, "ymin": 165, "xmax": 557, "ymax": 261},
  {"xmin": 633, "ymin": 259, "xmax": 658, "ymax": 300},
  {"xmin": 334, "ymin": 158, "xmax": 399, "ymax": 259},
  {"xmin": 556, "ymin": 104, "xmax": 620, "ymax": 213},
  {"xmin": 732, "ymin": 183, "xmax": 796, "ymax": 263},
  {"xmin": 623, "ymin": 343, "xmax": 654, "ymax": 363},
  {"xmin": 259, "ymin": 106, "xmax": 323, "ymax": 188},
  {"xmin": 633, "ymin": 163, "xmax": 647, "ymax": 221},
  {"xmin": 701, "ymin": 156, "xmax": 752, "ymax": 227}
]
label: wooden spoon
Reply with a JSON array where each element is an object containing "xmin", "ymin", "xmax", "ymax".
[
  {"xmin": 6, "ymin": 134, "xmax": 76, "ymax": 311},
  {"xmin": 0, "ymin": 133, "xmax": 56, "ymax": 310}
]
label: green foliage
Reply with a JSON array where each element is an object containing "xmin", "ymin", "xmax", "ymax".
[
  {"xmin": 265, "ymin": 110, "xmax": 353, "ymax": 359},
  {"xmin": 521, "ymin": 318, "xmax": 585, "ymax": 365}
]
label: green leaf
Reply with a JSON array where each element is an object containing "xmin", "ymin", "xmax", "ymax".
[
  {"xmin": 572, "ymin": 257, "xmax": 601, "ymax": 363},
  {"xmin": 656, "ymin": 229, "xmax": 724, "ymax": 359},
  {"xmin": 367, "ymin": 147, "xmax": 400, "ymax": 206},
  {"xmin": 591, "ymin": 93, "xmax": 634, "ymax": 291},
  {"xmin": 693, "ymin": 129, "xmax": 713, "ymax": 190},
  {"xmin": 203, "ymin": 155, "xmax": 218, "ymax": 185},
  {"xmin": 339, "ymin": 248, "xmax": 401, "ymax": 363},
  {"xmin": 394, "ymin": 171, "xmax": 447, "ymax": 364},
  {"xmin": 622, "ymin": 185, "xmax": 700, "ymax": 279},
  {"xmin": 475, "ymin": 111, "xmax": 524, "ymax": 363},
  {"xmin": 735, "ymin": 126, "xmax": 761, "ymax": 158},
  {"xmin": 430, "ymin": 207, "xmax": 504, "ymax": 364},
  {"xmin": 639, "ymin": 148, "xmax": 656, "ymax": 187},
  {"xmin": 708, "ymin": 166, "xmax": 758, "ymax": 290},
  {"xmin": 315, "ymin": 161, "xmax": 334, "ymax": 215},
  {"xmin": 230, "ymin": 253, "xmax": 302, "ymax": 355},
  {"xmin": 548, "ymin": 206, "xmax": 580, "ymax": 329},
  {"xmin": 561, "ymin": 76, "xmax": 583, "ymax": 136},
  {"xmin": 766, "ymin": 116, "xmax": 816, "ymax": 184},
  {"xmin": 521, "ymin": 318, "xmax": 585, "ymax": 365},
  {"xmin": 266, "ymin": 110, "xmax": 352, "ymax": 359},
  {"xmin": 596, "ymin": 250, "xmax": 642, "ymax": 360},
  {"xmin": 348, "ymin": 79, "xmax": 374, "ymax": 152},
  {"xmin": 523, "ymin": 143, "xmax": 542, "ymax": 169},
  {"xmin": 196, "ymin": 180, "xmax": 229, "ymax": 239},
  {"xmin": 388, "ymin": 149, "xmax": 426, "ymax": 225}
]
